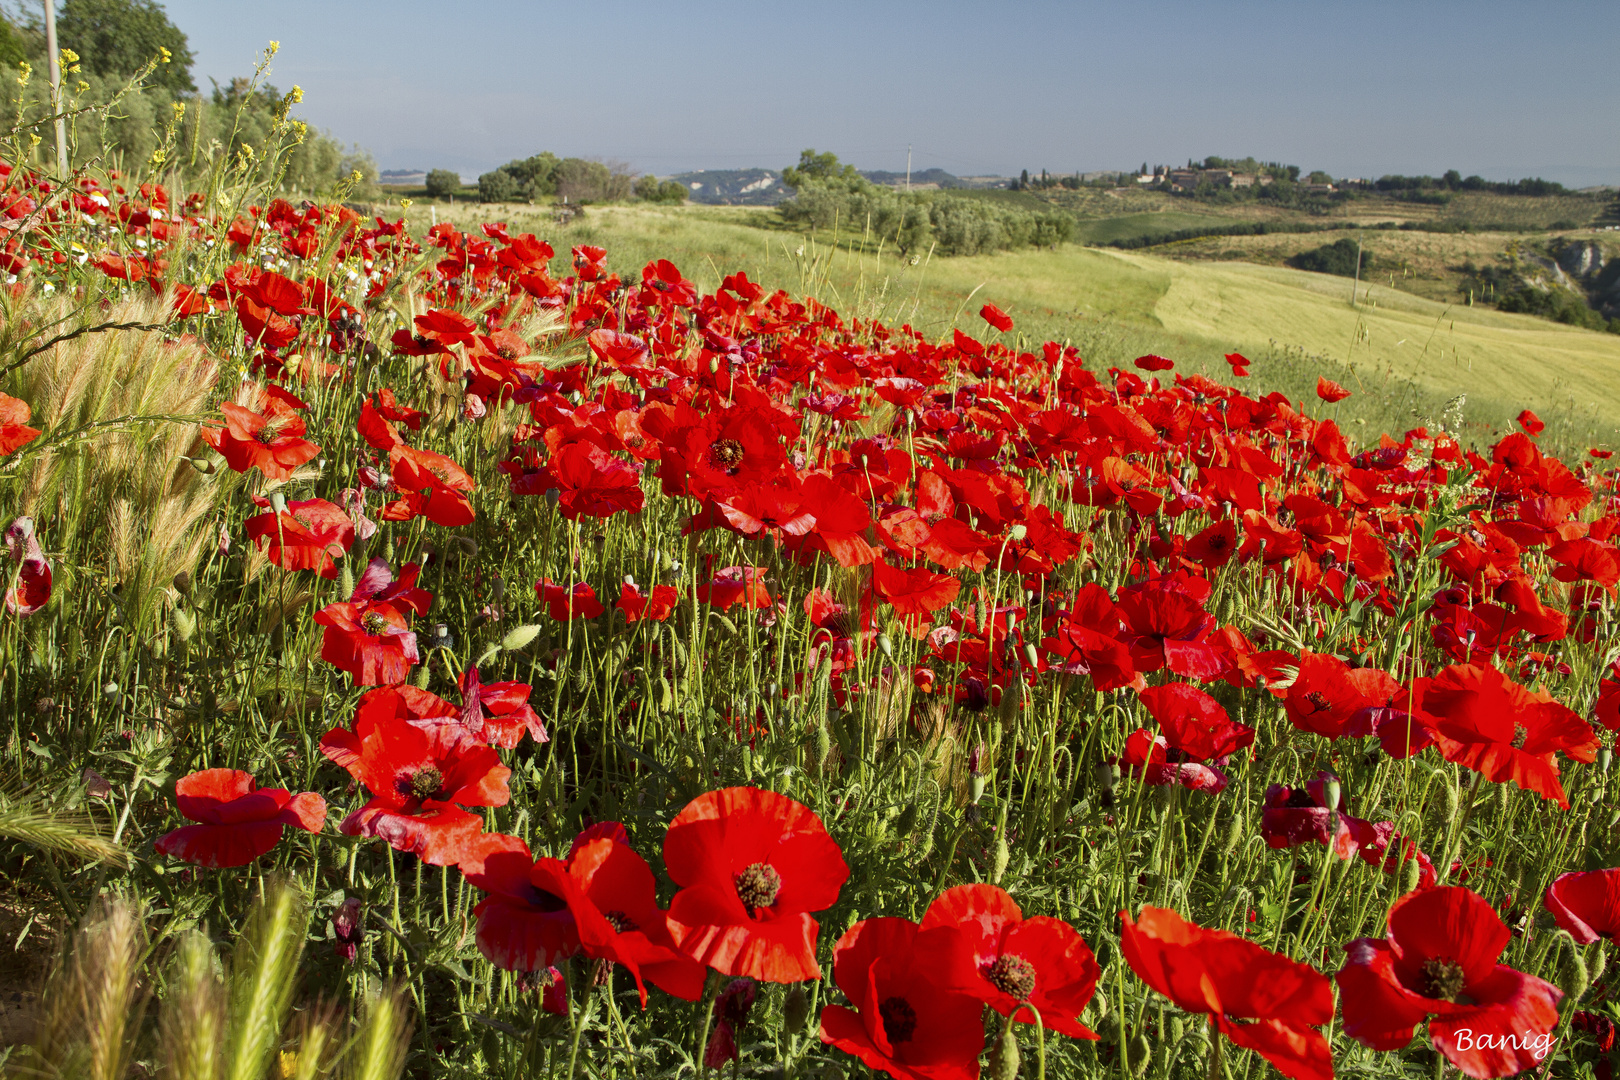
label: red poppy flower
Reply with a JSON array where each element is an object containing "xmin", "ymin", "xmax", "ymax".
[
  {"xmin": 979, "ymin": 302, "xmax": 1013, "ymax": 332},
  {"xmin": 461, "ymin": 834, "xmax": 583, "ymax": 973},
  {"xmin": 1121, "ymin": 906, "xmax": 1333, "ymax": 1080},
  {"xmin": 325, "ymin": 712, "xmax": 510, "ymax": 865},
  {"xmin": 1316, "ymin": 377, "xmax": 1351, "ymax": 403},
  {"xmin": 1115, "ymin": 575, "xmax": 1222, "ymax": 679},
  {"xmin": 1138, "ymin": 682, "xmax": 1254, "ymax": 761},
  {"xmin": 154, "ymin": 768, "xmax": 325, "ymax": 868},
  {"xmin": 313, "ymin": 561, "xmax": 432, "ymax": 686},
  {"xmin": 382, "ymin": 444, "xmax": 476, "ymax": 527},
  {"xmin": 1545, "ymin": 869, "xmax": 1620, "ymax": 945},
  {"xmin": 1185, "ymin": 518, "xmax": 1238, "ymax": 569},
  {"xmin": 920, "ymin": 884, "xmax": 1099, "ymax": 1040},
  {"xmin": 619, "ymin": 581, "xmax": 678, "ymax": 623},
  {"xmin": 818, "ymin": 917, "xmax": 985, "ymax": 1080},
  {"xmin": 1418, "ymin": 663, "xmax": 1599, "ymax": 808},
  {"xmin": 243, "ymin": 497, "xmax": 354, "ymax": 579},
  {"xmin": 457, "ymin": 666, "xmax": 547, "ymax": 748},
  {"xmin": 1223, "ymin": 352, "xmax": 1251, "ymax": 377},
  {"xmin": 871, "ymin": 558, "xmax": 960, "ymax": 618},
  {"xmin": 549, "ymin": 834, "xmax": 707, "ymax": 1005},
  {"xmin": 4, "ymin": 517, "xmax": 51, "ymax": 616},
  {"xmin": 696, "ymin": 566, "xmax": 772, "ymax": 612},
  {"xmin": 1517, "ymin": 409, "xmax": 1544, "ymax": 437},
  {"xmin": 536, "ymin": 578, "xmax": 604, "ymax": 620},
  {"xmin": 1261, "ymin": 772, "xmax": 1370, "ymax": 858},
  {"xmin": 1115, "ymin": 729, "xmax": 1228, "ymax": 793},
  {"xmin": 517, "ymin": 441, "xmax": 645, "ymax": 519},
  {"xmin": 201, "ymin": 386, "xmax": 319, "ymax": 481},
  {"xmin": 0, "ymin": 392, "xmax": 40, "ymax": 454},
  {"xmin": 1134, "ymin": 354, "xmax": 1175, "ymax": 372},
  {"xmin": 1338, "ymin": 886, "xmax": 1561, "ymax": 1078},
  {"xmin": 1284, "ymin": 651, "xmax": 1400, "ymax": 739},
  {"xmin": 664, "ymin": 786, "xmax": 849, "ymax": 982}
]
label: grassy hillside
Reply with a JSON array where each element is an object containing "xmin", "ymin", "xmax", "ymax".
[{"xmin": 406, "ymin": 200, "xmax": 1620, "ymax": 454}]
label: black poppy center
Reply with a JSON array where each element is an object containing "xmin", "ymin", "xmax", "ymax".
[
  {"xmin": 983, "ymin": 954, "xmax": 1037, "ymax": 1000},
  {"xmin": 1422, "ymin": 957, "xmax": 1468, "ymax": 1001},
  {"xmin": 1207, "ymin": 532, "xmax": 1229, "ymax": 550},
  {"xmin": 733, "ymin": 862, "xmax": 781, "ymax": 914},
  {"xmin": 403, "ymin": 766, "xmax": 444, "ymax": 801},
  {"xmin": 1304, "ymin": 691, "xmax": 1331, "ymax": 712},
  {"xmin": 604, "ymin": 909, "xmax": 638, "ymax": 933},
  {"xmin": 707, "ymin": 438, "xmax": 745, "ymax": 473},
  {"xmin": 879, "ymin": 996, "xmax": 917, "ymax": 1044}
]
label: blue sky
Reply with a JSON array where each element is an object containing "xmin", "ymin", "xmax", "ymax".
[{"xmin": 162, "ymin": 0, "xmax": 1620, "ymax": 186}]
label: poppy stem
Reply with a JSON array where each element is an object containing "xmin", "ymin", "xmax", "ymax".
[
  {"xmin": 693, "ymin": 974, "xmax": 720, "ymax": 1075},
  {"xmin": 1208, "ymin": 1017, "xmax": 1223, "ymax": 1080},
  {"xmin": 1005, "ymin": 1002, "xmax": 1046, "ymax": 1080},
  {"xmin": 565, "ymin": 960, "xmax": 603, "ymax": 1080}
]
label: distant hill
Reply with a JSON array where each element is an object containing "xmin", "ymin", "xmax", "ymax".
[
  {"xmin": 861, "ymin": 168, "xmax": 962, "ymax": 189},
  {"xmin": 670, "ymin": 169, "xmax": 790, "ymax": 205}
]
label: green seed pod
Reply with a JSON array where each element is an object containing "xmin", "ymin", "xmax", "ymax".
[
  {"xmin": 815, "ymin": 722, "xmax": 832, "ymax": 765},
  {"xmin": 1221, "ymin": 812, "xmax": 1246, "ymax": 858},
  {"xmin": 1592, "ymin": 943, "xmax": 1608, "ymax": 986},
  {"xmin": 1444, "ymin": 779, "xmax": 1461, "ymax": 822},
  {"xmin": 187, "ymin": 456, "xmax": 215, "ymax": 474},
  {"xmin": 989, "ymin": 1026, "xmax": 1021, "ymax": 1080},
  {"xmin": 895, "ymin": 801, "xmax": 919, "ymax": 837},
  {"xmin": 1321, "ymin": 777, "xmax": 1342, "ymax": 813},
  {"xmin": 782, "ymin": 985, "xmax": 810, "ymax": 1032},
  {"xmin": 413, "ymin": 664, "xmax": 430, "ymax": 690},
  {"xmin": 969, "ymin": 773, "xmax": 988, "ymax": 804},
  {"xmin": 1096, "ymin": 760, "xmax": 1119, "ymax": 795},
  {"xmin": 1023, "ymin": 642, "xmax": 1039, "ymax": 670},
  {"xmin": 340, "ymin": 561, "xmax": 355, "ymax": 600},
  {"xmin": 658, "ymin": 675, "xmax": 674, "ymax": 712},
  {"xmin": 1601, "ymin": 747, "xmax": 1614, "ymax": 774}
]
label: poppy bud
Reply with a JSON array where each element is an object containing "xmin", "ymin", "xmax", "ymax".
[
  {"xmin": 1008, "ymin": 523, "xmax": 1027, "ymax": 542},
  {"xmin": 895, "ymin": 801, "xmax": 918, "ymax": 837},
  {"xmin": 782, "ymin": 984, "xmax": 810, "ymax": 1032},
  {"xmin": 991, "ymin": 834, "xmax": 1010, "ymax": 884},
  {"xmin": 989, "ymin": 1026, "xmax": 1020, "ymax": 1080},
  {"xmin": 877, "ymin": 633, "xmax": 893, "ymax": 658},
  {"xmin": 171, "ymin": 606, "xmax": 196, "ymax": 643},
  {"xmin": 501, "ymin": 624, "xmax": 541, "ymax": 652},
  {"xmin": 1563, "ymin": 940, "xmax": 1591, "ymax": 1002},
  {"xmin": 1402, "ymin": 854, "xmax": 1424, "ymax": 893},
  {"xmin": 1602, "ymin": 747, "xmax": 1613, "ymax": 774},
  {"xmin": 1593, "ymin": 942, "xmax": 1608, "ymax": 985},
  {"xmin": 1321, "ymin": 777, "xmax": 1342, "ymax": 813},
  {"xmin": 815, "ymin": 721, "xmax": 831, "ymax": 765},
  {"xmin": 1444, "ymin": 780, "xmax": 1460, "ymax": 822},
  {"xmin": 490, "ymin": 574, "xmax": 506, "ymax": 602},
  {"xmin": 412, "ymin": 664, "xmax": 430, "ymax": 690},
  {"xmin": 172, "ymin": 570, "xmax": 192, "ymax": 597},
  {"xmin": 1129, "ymin": 1034, "xmax": 1153, "ymax": 1075},
  {"xmin": 970, "ymin": 773, "xmax": 988, "ymax": 805},
  {"xmin": 1023, "ymin": 642, "xmax": 1039, "ymax": 669},
  {"xmin": 659, "ymin": 676, "xmax": 674, "ymax": 712},
  {"xmin": 102, "ymin": 681, "xmax": 119, "ymax": 699},
  {"xmin": 1096, "ymin": 760, "xmax": 1119, "ymax": 795}
]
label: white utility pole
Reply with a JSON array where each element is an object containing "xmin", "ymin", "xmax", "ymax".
[
  {"xmin": 905, "ymin": 145, "xmax": 912, "ymax": 192},
  {"xmin": 43, "ymin": 0, "xmax": 67, "ymax": 176}
]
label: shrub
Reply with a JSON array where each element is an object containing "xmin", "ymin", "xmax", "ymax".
[
  {"xmin": 424, "ymin": 169, "xmax": 461, "ymax": 198},
  {"xmin": 1288, "ymin": 237, "xmax": 1373, "ymax": 277}
]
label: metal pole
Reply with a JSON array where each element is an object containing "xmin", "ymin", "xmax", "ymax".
[{"xmin": 43, "ymin": 0, "xmax": 67, "ymax": 177}]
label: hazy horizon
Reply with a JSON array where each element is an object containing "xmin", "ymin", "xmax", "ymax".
[{"xmin": 162, "ymin": 0, "xmax": 1620, "ymax": 189}]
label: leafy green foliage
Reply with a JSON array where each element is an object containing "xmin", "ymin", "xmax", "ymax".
[
  {"xmin": 56, "ymin": 0, "xmax": 196, "ymax": 93},
  {"xmin": 781, "ymin": 147, "xmax": 860, "ymax": 191},
  {"xmin": 633, "ymin": 173, "xmax": 689, "ymax": 204}
]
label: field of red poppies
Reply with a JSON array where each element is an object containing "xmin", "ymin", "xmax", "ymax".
[{"xmin": 4, "ymin": 138, "xmax": 1620, "ymax": 1080}]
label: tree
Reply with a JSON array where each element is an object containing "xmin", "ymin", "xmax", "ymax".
[
  {"xmin": 478, "ymin": 168, "xmax": 521, "ymax": 203},
  {"xmin": 0, "ymin": 14, "xmax": 28, "ymax": 67},
  {"xmin": 55, "ymin": 0, "xmax": 195, "ymax": 93},
  {"xmin": 424, "ymin": 169, "xmax": 461, "ymax": 198},
  {"xmin": 781, "ymin": 149, "xmax": 859, "ymax": 191}
]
